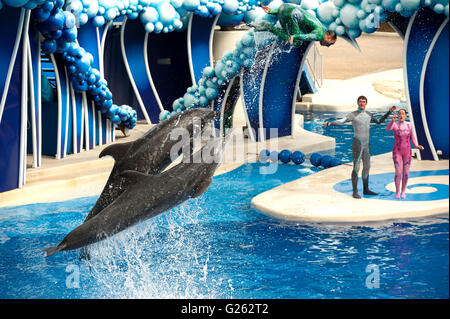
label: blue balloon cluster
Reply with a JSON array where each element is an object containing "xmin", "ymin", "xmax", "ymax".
[
  {"xmin": 161, "ymin": 29, "xmax": 256, "ymax": 121},
  {"xmin": 60, "ymin": 0, "xmax": 262, "ymax": 31},
  {"xmin": 1, "ymin": 0, "xmax": 47, "ymax": 10},
  {"xmin": 31, "ymin": 0, "xmax": 137, "ymax": 128},
  {"xmin": 242, "ymin": 0, "xmax": 448, "ymax": 40},
  {"xmin": 309, "ymin": 152, "xmax": 341, "ymax": 168},
  {"xmin": 184, "ymin": 0, "xmax": 261, "ymax": 18},
  {"xmin": 139, "ymin": 0, "xmax": 186, "ymax": 33},
  {"xmin": 259, "ymin": 149, "xmax": 306, "ymax": 164},
  {"xmin": 63, "ymin": 0, "xmax": 189, "ymax": 33}
]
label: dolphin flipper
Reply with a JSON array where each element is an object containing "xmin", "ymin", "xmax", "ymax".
[
  {"xmin": 99, "ymin": 142, "xmax": 133, "ymax": 161},
  {"xmin": 44, "ymin": 246, "xmax": 61, "ymax": 257},
  {"xmin": 192, "ymin": 178, "xmax": 212, "ymax": 198}
]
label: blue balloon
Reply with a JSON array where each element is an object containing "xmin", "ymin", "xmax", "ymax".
[
  {"xmin": 41, "ymin": 39, "xmax": 57, "ymax": 53},
  {"xmin": 74, "ymin": 56, "xmax": 91, "ymax": 74},
  {"xmin": 110, "ymin": 115, "xmax": 121, "ymax": 124},
  {"xmin": 62, "ymin": 27, "xmax": 77, "ymax": 42},
  {"xmin": 49, "ymin": 29, "xmax": 63, "ymax": 39},
  {"xmin": 87, "ymin": 73, "xmax": 97, "ymax": 84},
  {"xmin": 56, "ymin": 38, "xmax": 70, "ymax": 53},
  {"xmin": 44, "ymin": 9, "xmax": 65, "ymax": 32},
  {"xmin": 73, "ymin": 80, "xmax": 88, "ymax": 92},
  {"xmin": 310, "ymin": 153, "xmax": 323, "ymax": 167},
  {"xmin": 102, "ymin": 99, "xmax": 113, "ymax": 108},
  {"xmin": 68, "ymin": 65, "xmax": 77, "ymax": 74},
  {"xmin": 291, "ymin": 151, "xmax": 305, "ymax": 165},
  {"xmin": 42, "ymin": 1, "xmax": 54, "ymax": 12},
  {"xmin": 54, "ymin": 0, "xmax": 65, "ymax": 9},
  {"xmin": 32, "ymin": 8, "xmax": 51, "ymax": 22},
  {"xmin": 278, "ymin": 149, "xmax": 292, "ymax": 163}
]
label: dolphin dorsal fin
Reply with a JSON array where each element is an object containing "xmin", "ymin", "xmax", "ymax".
[
  {"xmin": 192, "ymin": 178, "xmax": 212, "ymax": 198},
  {"xmin": 99, "ymin": 142, "xmax": 133, "ymax": 161}
]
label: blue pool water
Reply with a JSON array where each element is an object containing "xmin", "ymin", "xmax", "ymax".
[{"xmin": 0, "ymin": 110, "xmax": 448, "ymax": 299}]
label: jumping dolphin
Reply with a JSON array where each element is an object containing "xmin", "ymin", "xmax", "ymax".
[
  {"xmin": 43, "ymin": 137, "xmax": 225, "ymax": 257},
  {"xmin": 84, "ymin": 108, "xmax": 219, "ymax": 222}
]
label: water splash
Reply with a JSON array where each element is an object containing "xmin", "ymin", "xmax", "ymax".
[{"xmin": 84, "ymin": 202, "xmax": 233, "ymax": 298}]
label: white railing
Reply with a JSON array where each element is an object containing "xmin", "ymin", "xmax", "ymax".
[{"xmin": 305, "ymin": 42, "xmax": 323, "ymax": 88}]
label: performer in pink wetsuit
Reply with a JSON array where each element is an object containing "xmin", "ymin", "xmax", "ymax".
[{"xmin": 386, "ymin": 109, "xmax": 424, "ymax": 199}]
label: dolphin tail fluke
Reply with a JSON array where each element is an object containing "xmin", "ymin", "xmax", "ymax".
[{"xmin": 43, "ymin": 246, "xmax": 61, "ymax": 257}]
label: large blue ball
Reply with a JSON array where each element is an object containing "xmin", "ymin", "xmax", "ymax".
[
  {"xmin": 269, "ymin": 151, "xmax": 279, "ymax": 162},
  {"xmin": 331, "ymin": 157, "xmax": 342, "ymax": 167},
  {"xmin": 278, "ymin": 149, "xmax": 292, "ymax": 163},
  {"xmin": 291, "ymin": 151, "xmax": 305, "ymax": 164},
  {"xmin": 321, "ymin": 155, "xmax": 333, "ymax": 168},
  {"xmin": 259, "ymin": 149, "xmax": 270, "ymax": 162},
  {"xmin": 310, "ymin": 153, "xmax": 323, "ymax": 167}
]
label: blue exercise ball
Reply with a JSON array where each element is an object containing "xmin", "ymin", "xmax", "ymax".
[
  {"xmin": 279, "ymin": 149, "xmax": 292, "ymax": 163},
  {"xmin": 259, "ymin": 149, "xmax": 270, "ymax": 162},
  {"xmin": 321, "ymin": 155, "xmax": 333, "ymax": 168},
  {"xmin": 331, "ymin": 157, "xmax": 342, "ymax": 167},
  {"xmin": 269, "ymin": 151, "xmax": 279, "ymax": 162},
  {"xmin": 291, "ymin": 151, "xmax": 305, "ymax": 164},
  {"xmin": 310, "ymin": 152, "xmax": 323, "ymax": 167}
]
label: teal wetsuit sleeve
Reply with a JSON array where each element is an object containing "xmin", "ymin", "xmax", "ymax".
[
  {"xmin": 268, "ymin": 9, "xmax": 279, "ymax": 15},
  {"xmin": 369, "ymin": 110, "xmax": 392, "ymax": 124}
]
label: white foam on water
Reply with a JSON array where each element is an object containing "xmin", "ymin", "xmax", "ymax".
[{"xmin": 85, "ymin": 203, "xmax": 234, "ymax": 298}]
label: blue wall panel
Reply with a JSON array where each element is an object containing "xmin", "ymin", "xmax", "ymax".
[
  {"xmin": 189, "ymin": 15, "xmax": 215, "ymax": 84},
  {"xmin": 122, "ymin": 18, "xmax": 161, "ymax": 123},
  {"xmin": 78, "ymin": 20, "xmax": 101, "ymax": 148},
  {"xmin": 262, "ymin": 43, "xmax": 308, "ymax": 139},
  {"xmin": 405, "ymin": 7, "xmax": 446, "ymax": 160},
  {"xmin": 0, "ymin": 7, "xmax": 24, "ymax": 192},
  {"xmin": 423, "ymin": 22, "xmax": 449, "ymax": 159},
  {"xmin": 241, "ymin": 43, "xmax": 272, "ymax": 141},
  {"xmin": 147, "ymin": 30, "xmax": 191, "ymax": 113}
]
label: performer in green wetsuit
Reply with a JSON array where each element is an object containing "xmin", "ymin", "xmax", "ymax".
[
  {"xmin": 257, "ymin": 3, "xmax": 337, "ymax": 47},
  {"xmin": 324, "ymin": 96, "xmax": 396, "ymax": 199}
]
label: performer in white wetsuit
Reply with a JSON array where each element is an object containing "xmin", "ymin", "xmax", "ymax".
[{"xmin": 324, "ymin": 96, "xmax": 396, "ymax": 199}]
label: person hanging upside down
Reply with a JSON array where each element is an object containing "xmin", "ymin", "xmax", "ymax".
[
  {"xmin": 255, "ymin": 3, "xmax": 337, "ymax": 47},
  {"xmin": 386, "ymin": 108, "xmax": 424, "ymax": 199}
]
